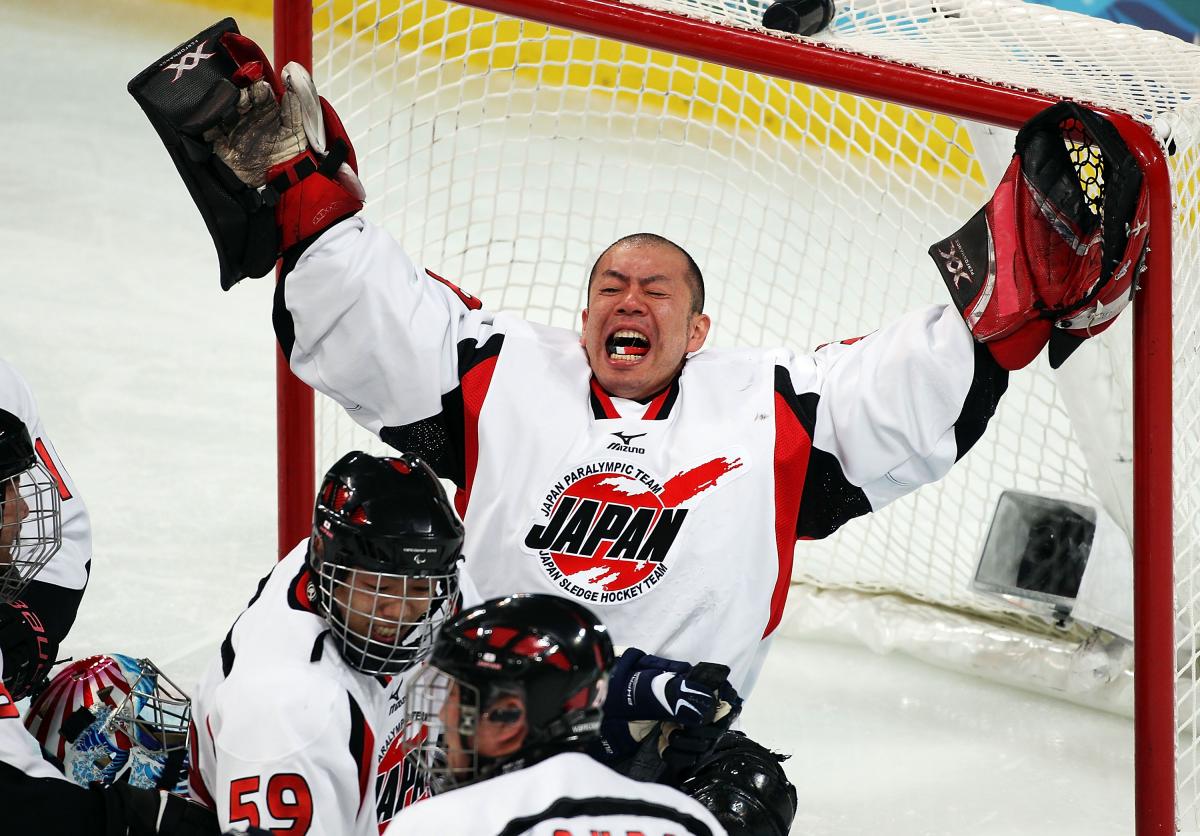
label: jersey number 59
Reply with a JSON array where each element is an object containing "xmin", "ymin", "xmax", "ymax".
[{"xmin": 229, "ymin": 773, "xmax": 313, "ymax": 835}]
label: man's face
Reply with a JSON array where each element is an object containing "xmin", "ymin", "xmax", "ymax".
[
  {"xmin": 0, "ymin": 478, "xmax": 29, "ymax": 568},
  {"xmin": 332, "ymin": 571, "xmax": 435, "ymax": 644},
  {"xmin": 439, "ymin": 681, "xmax": 526, "ymax": 775},
  {"xmin": 581, "ymin": 243, "xmax": 711, "ymax": 401}
]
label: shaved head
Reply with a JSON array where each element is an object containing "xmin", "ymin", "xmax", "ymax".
[{"xmin": 588, "ymin": 234, "xmax": 705, "ymax": 314}]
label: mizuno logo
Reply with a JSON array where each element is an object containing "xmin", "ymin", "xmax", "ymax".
[
  {"xmin": 608, "ymin": 431, "xmax": 647, "ymax": 454},
  {"xmin": 164, "ymin": 41, "xmax": 215, "ymax": 83}
]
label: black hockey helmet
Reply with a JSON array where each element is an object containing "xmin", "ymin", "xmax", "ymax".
[
  {"xmin": 679, "ymin": 731, "xmax": 798, "ymax": 836},
  {"xmin": 0, "ymin": 408, "xmax": 35, "ymax": 481},
  {"xmin": 405, "ymin": 593, "xmax": 614, "ymax": 788},
  {"xmin": 0, "ymin": 408, "xmax": 62, "ymax": 604},
  {"xmin": 308, "ymin": 451, "xmax": 463, "ymax": 675}
]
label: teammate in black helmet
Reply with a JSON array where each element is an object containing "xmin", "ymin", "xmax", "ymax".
[
  {"xmin": 308, "ymin": 451, "xmax": 464, "ymax": 676},
  {"xmin": 189, "ymin": 451, "xmax": 471, "ymax": 836},
  {"xmin": 0, "ymin": 401, "xmax": 214, "ymax": 834},
  {"xmin": 0, "ymin": 407, "xmax": 61, "ymax": 606},
  {"xmin": 386, "ymin": 594, "xmax": 728, "ymax": 836},
  {"xmin": 0, "ymin": 357, "xmax": 93, "ymax": 704}
]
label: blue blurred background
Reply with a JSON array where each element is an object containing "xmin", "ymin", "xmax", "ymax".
[{"xmin": 1032, "ymin": 0, "xmax": 1200, "ymax": 43}]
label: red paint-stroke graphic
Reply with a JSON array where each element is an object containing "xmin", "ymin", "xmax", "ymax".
[{"xmin": 542, "ymin": 457, "xmax": 742, "ymax": 593}]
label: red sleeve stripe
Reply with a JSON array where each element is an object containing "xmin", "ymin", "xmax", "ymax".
[
  {"xmin": 347, "ymin": 695, "xmax": 375, "ymax": 815},
  {"xmin": 187, "ymin": 718, "xmax": 217, "ymax": 810},
  {"xmin": 459, "ymin": 354, "xmax": 499, "ymax": 514},
  {"xmin": 34, "ymin": 439, "xmax": 72, "ymax": 501},
  {"xmin": 425, "ymin": 269, "xmax": 483, "ymax": 311},
  {"xmin": 767, "ymin": 390, "xmax": 812, "ymax": 638}
]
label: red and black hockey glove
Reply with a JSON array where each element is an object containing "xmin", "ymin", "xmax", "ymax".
[
  {"xmin": 128, "ymin": 19, "xmax": 364, "ymax": 290},
  {"xmin": 929, "ymin": 101, "xmax": 1149, "ymax": 370}
]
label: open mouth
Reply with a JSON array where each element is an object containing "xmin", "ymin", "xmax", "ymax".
[
  {"xmin": 606, "ymin": 330, "xmax": 651, "ymax": 363},
  {"xmin": 372, "ymin": 625, "xmax": 400, "ymax": 642}
]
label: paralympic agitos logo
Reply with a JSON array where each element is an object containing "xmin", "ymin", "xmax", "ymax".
[{"xmin": 522, "ymin": 456, "xmax": 743, "ymax": 605}]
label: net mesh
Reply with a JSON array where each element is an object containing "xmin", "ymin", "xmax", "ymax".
[{"xmin": 306, "ymin": 0, "xmax": 1200, "ymax": 821}]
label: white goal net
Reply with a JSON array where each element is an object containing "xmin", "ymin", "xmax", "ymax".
[{"xmin": 280, "ymin": 0, "xmax": 1200, "ymax": 828}]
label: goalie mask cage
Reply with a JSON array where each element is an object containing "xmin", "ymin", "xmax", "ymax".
[{"xmin": 272, "ymin": 1, "xmax": 1199, "ymax": 831}]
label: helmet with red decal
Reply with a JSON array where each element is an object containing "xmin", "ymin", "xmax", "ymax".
[
  {"xmin": 24, "ymin": 654, "xmax": 191, "ymax": 792},
  {"xmin": 309, "ymin": 450, "xmax": 463, "ymax": 676},
  {"xmin": 404, "ymin": 593, "xmax": 614, "ymax": 789}
]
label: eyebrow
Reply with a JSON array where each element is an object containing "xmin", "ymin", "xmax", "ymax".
[{"xmin": 598, "ymin": 270, "xmax": 672, "ymax": 284}]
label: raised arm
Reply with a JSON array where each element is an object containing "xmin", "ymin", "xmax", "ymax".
[
  {"xmin": 781, "ymin": 305, "xmax": 1008, "ymax": 540},
  {"xmin": 780, "ymin": 101, "xmax": 1149, "ymax": 541}
]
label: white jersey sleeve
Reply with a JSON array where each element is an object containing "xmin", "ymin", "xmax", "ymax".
[
  {"xmin": 782, "ymin": 303, "xmax": 1007, "ymax": 537},
  {"xmin": 384, "ymin": 751, "xmax": 726, "ymax": 836},
  {"xmin": 0, "ymin": 650, "xmax": 64, "ymax": 781},
  {"xmin": 278, "ymin": 217, "xmax": 500, "ymax": 438},
  {"xmin": 195, "ymin": 665, "xmax": 374, "ymax": 836},
  {"xmin": 0, "ymin": 359, "xmax": 91, "ymax": 590}
]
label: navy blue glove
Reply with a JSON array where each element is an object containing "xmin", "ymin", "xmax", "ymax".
[
  {"xmin": 604, "ymin": 648, "xmax": 727, "ymax": 725},
  {"xmin": 595, "ymin": 649, "xmax": 742, "ymax": 766}
]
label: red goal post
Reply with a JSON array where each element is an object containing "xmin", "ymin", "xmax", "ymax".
[{"xmin": 272, "ymin": 1, "xmax": 1194, "ymax": 831}]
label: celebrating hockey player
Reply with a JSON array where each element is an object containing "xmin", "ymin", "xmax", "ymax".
[
  {"xmin": 187, "ymin": 451, "xmax": 466, "ymax": 834},
  {"xmin": 386, "ymin": 592, "xmax": 728, "ymax": 836},
  {"xmin": 0, "ymin": 358, "xmax": 92, "ymax": 701},
  {"xmin": 132, "ymin": 19, "xmax": 1149, "ymax": 836}
]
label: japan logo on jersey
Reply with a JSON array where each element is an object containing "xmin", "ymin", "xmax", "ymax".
[{"xmin": 522, "ymin": 456, "xmax": 743, "ymax": 605}]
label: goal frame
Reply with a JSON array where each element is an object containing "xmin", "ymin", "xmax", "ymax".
[{"xmin": 271, "ymin": 1, "xmax": 1176, "ymax": 831}]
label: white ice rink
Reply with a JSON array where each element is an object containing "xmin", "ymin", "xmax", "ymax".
[{"xmin": 0, "ymin": 1, "xmax": 1134, "ymax": 833}]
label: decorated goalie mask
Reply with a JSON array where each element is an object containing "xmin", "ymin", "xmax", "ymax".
[
  {"xmin": 0, "ymin": 408, "xmax": 62, "ymax": 603},
  {"xmin": 24, "ymin": 654, "xmax": 191, "ymax": 793},
  {"xmin": 308, "ymin": 451, "xmax": 463, "ymax": 676},
  {"xmin": 404, "ymin": 594, "xmax": 613, "ymax": 791}
]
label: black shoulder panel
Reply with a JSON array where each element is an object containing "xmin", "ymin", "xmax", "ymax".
[
  {"xmin": 773, "ymin": 366, "xmax": 871, "ymax": 540},
  {"xmin": 380, "ymin": 333, "xmax": 505, "ymax": 489},
  {"xmin": 954, "ymin": 341, "xmax": 1010, "ymax": 461}
]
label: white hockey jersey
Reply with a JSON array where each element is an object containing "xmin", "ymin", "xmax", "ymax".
[
  {"xmin": 383, "ymin": 750, "xmax": 727, "ymax": 836},
  {"xmin": 0, "ymin": 649, "xmax": 64, "ymax": 781},
  {"xmin": 278, "ymin": 219, "xmax": 1008, "ymax": 697},
  {"xmin": 0, "ymin": 358, "xmax": 91, "ymax": 592},
  {"xmin": 189, "ymin": 543, "xmax": 440, "ymax": 836}
]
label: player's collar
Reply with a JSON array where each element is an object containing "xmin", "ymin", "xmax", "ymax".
[{"xmin": 588, "ymin": 374, "xmax": 680, "ymax": 421}]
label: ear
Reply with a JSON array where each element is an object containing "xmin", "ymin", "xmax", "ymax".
[
  {"xmin": 580, "ymin": 308, "xmax": 589, "ymax": 346},
  {"xmin": 687, "ymin": 312, "xmax": 711, "ymax": 353}
]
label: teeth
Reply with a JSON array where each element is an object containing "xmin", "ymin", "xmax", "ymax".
[{"xmin": 607, "ymin": 330, "xmax": 650, "ymax": 361}]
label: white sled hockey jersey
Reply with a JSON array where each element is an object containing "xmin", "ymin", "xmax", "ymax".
[
  {"xmin": 0, "ymin": 649, "xmax": 64, "ymax": 781},
  {"xmin": 277, "ymin": 219, "xmax": 1008, "ymax": 697},
  {"xmin": 0, "ymin": 358, "xmax": 91, "ymax": 592},
  {"xmin": 383, "ymin": 750, "xmax": 726, "ymax": 836},
  {"xmin": 189, "ymin": 543, "xmax": 461, "ymax": 835}
]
